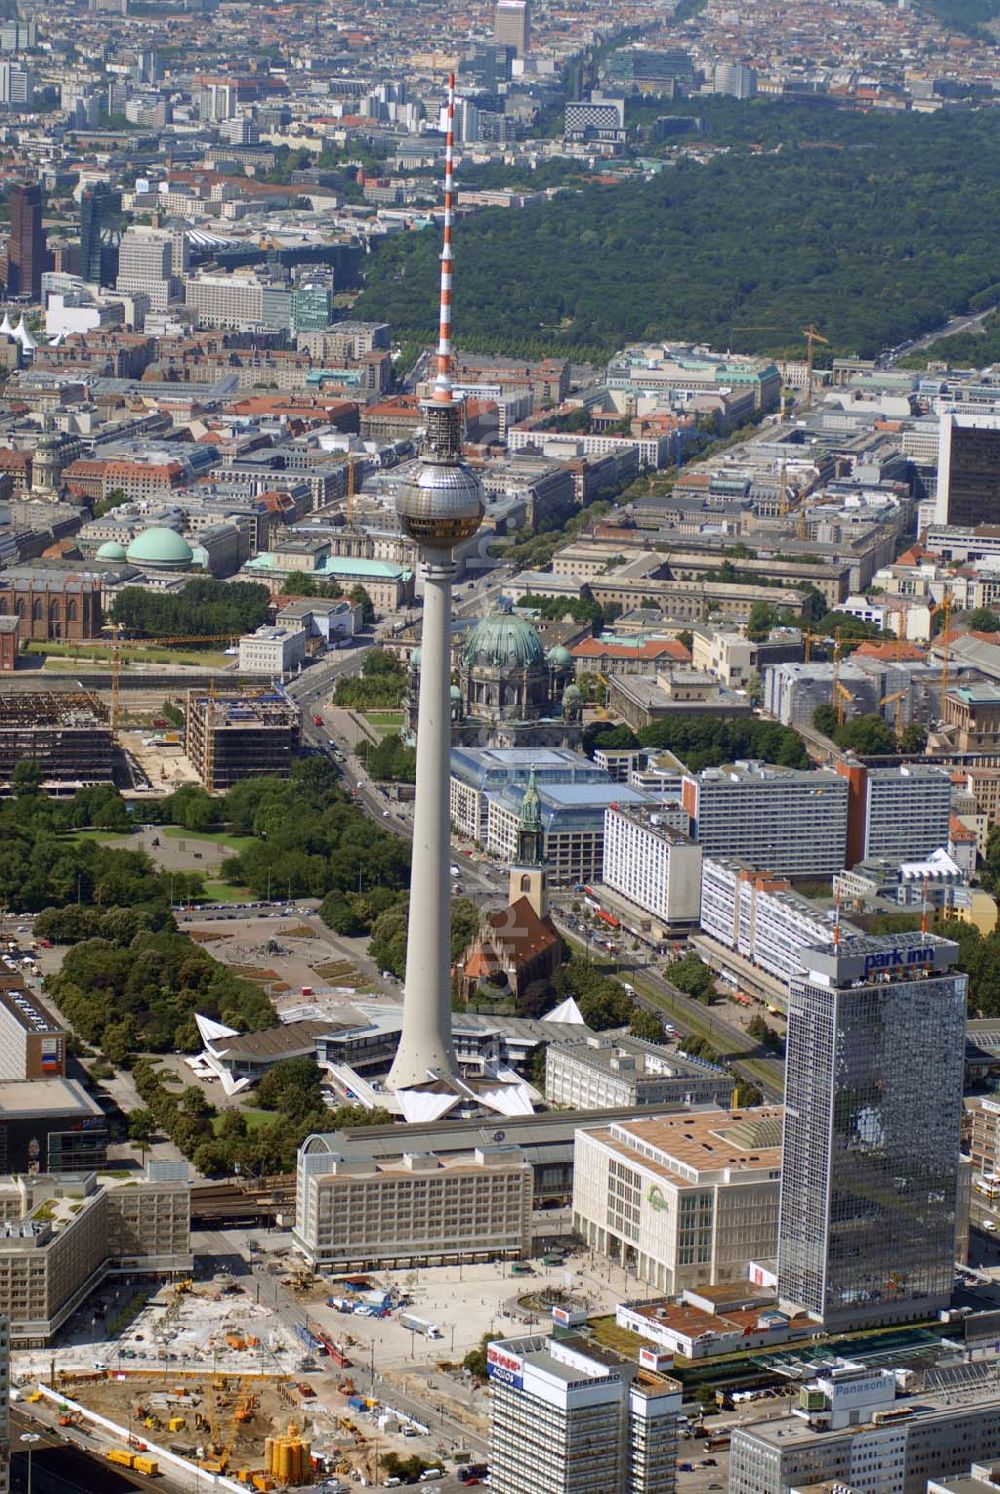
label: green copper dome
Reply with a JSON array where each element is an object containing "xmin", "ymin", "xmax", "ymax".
[
  {"xmin": 463, "ymin": 605, "xmax": 544, "ymax": 672},
  {"xmin": 547, "ymin": 643, "xmax": 573, "ymax": 668},
  {"xmin": 96, "ymin": 539, "xmax": 128, "ymax": 561},
  {"xmin": 126, "ymin": 526, "xmax": 193, "ymax": 568}
]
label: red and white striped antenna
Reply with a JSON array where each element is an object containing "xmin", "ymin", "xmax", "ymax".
[{"xmin": 432, "ymin": 72, "xmax": 457, "ymax": 405}]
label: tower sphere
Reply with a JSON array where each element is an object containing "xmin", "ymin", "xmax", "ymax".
[{"xmin": 396, "ymin": 459, "xmax": 483, "ymax": 547}]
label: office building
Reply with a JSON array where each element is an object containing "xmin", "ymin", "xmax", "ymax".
[
  {"xmin": 573, "ymin": 1108, "xmax": 783, "ymax": 1297},
  {"xmin": 449, "ymin": 745, "xmax": 608, "ymax": 843},
  {"xmin": 115, "ymin": 227, "xmax": 172, "ymax": 309},
  {"xmin": 494, "ymin": 0, "xmax": 530, "ymax": 55},
  {"xmin": 79, "ymin": 184, "xmax": 122, "ymax": 286},
  {"xmin": 545, "ymin": 1034, "xmax": 732, "ymax": 1112},
  {"xmin": 601, "ymin": 803, "xmax": 701, "ymax": 930},
  {"xmin": 0, "ymin": 1078, "xmax": 107, "ymax": 1173},
  {"xmin": 237, "ymin": 625, "xmax": 307, "ymax": 676},
  {"xmin": 0, "ymin": 63, "xmax": 32, "ymax": 109},
  {"xmin": 0, "ymin": 1170, "xmax": 190, "ymax": 1346},
  {"xmin": 184, "ymin": 690, "xmax": 301, "ymax": 790},
  {"xmin": 488, "ymin": 1333, "xmax": 681, "ymax": 1494},
  {"xmin": 294, "ymin": 1140, "xmax": 532, "ymax": 1269},
  {"xmin": 837, "ymin": 761, "xmax": 953, "ymax": 866},
  {"xmin": 0, "ymin": 985, "xmax": 66, "ymax": 1080},
  {"xmin": 778, "ymin": 932, "xmax": 966, "ymax": 1330},
  {"xmin": 713, "ymin": 61, "xmax": 757, "ymax": 97},
  {"xmin": 681, "ymin": 763, "xmax": 849, "ymax": 878},
  {"xmin": 564, "ymin": 93, "xmax": 627, "ymax": 144},
  {"xmin": 935, "ymin": 412, "xmax": 1000, "ymax": 527},
  {"xmin": 185, "ymin": 272, "xmax": 292, "ymax": 332},
  {"xmin": 730, "ymin": 1361, "xmax": 1000, "ymax": 1494},
  {"xmin": 4, "ymin": 183, "xmax": 45, "ymax": 300},
  {"xmin": 698, "ymin": 857, "xmax": 853, "ymax": 999},
  {"xmin": 487, "ymin": 780, "xmax": 650, "ymax": 885}
]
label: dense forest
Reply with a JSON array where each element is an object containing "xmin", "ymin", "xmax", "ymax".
[{"xmin": 354, "ymin": 109, "xmax": 1000, "ymax": 361}]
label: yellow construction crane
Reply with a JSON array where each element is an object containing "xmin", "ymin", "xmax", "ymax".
[
  {"xmin": 834, "ymin": 680, "xmax": 853, "ymax": 727},
  {"xmin": 803, "ymin": 324, "xmax": 829, "ymax": 404},
  {"xmin": 108, "ymin": 632, "xmax": 237, "ymax": 729},
  {"xmin": 830, "ymin": 626, "xmax": 843, "ymax": 710},
  {"xmin": 777, "ymin": 460, "xmax": 789, "ymax": 519},
  {"xmin": 929, "ymin": 594, "xmax": 953, "ymax": 720},
  {"xmin": 880, "ymin": 688, "xmax": 907, "ymax": 738}
]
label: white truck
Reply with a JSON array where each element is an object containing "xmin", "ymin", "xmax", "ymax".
[{"xmin": 399, "ymin": 1313, "xmax": 443, "ymax": 1339}]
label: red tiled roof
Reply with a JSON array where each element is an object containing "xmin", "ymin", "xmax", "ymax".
[
  {"xmin": 852, "ymin": 640, "xmax": 926, "ymax": 661},
  {"xmin": 571, "ymin": 637, "xmax": 691, "ymax": 663}
]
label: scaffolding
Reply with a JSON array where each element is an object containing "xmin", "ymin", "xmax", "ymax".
[
  {"xmin": 0, "ymin": 690, "xmax": 113, "ymax": 786},
  {"xmin": 185, "ymin": 691, "xmax": 301, "ymax": 791}
]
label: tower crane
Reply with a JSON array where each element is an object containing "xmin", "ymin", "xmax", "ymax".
[
  {"xmin": 108, "ymin": 632, "xmax": 237, "ymax": 728},
  {"xmin": 834, "ymin": 680, "xmax": 854, "ymax": 727},
  {"xmin": 879, "ymin": 688, "xmax": 908, "ymax": 738},
  {"xmin": 803, "ymin": 324, "xmax": 829, "ymax": 404},
  {"xmin": 929, "ymin": 594, "xmax": 954, "ymax": 721}
]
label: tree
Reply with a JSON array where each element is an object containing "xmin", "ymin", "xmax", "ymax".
[
  {"xmin": 898, "ymin": 721, "xmax": 928, "ymax": 753},
  {"xmin": 629, "ymin": 1008, "xmax": 663, "ymax": 1043},
  {"xmin": 968, "ymin": 607, "xmax": 1000, "ymax": 633},
  {"xmin": 127, "ymin": 1109, "xmax": 155, "ymax": 1143},
  {"xmin": 669, "ymin": 955, "xmax": 717, "ymax": 1003},
  {"xmin": 369, "ymin": 900, "xmax": 409, "ymax": 978},
  {"xmin": 834, "ymin": 713, "xmax": 897, "ymax": 755},
  {"xmin": 812, "ymin": 703, "xmax": 838, "ymax": 738},
  {"xmin": 11, "ymin": 760, "xmax": 42, "ymax": 797},
  {"xmin": 349, "ymin": 585, "xmax": 375, "ymax": 625},
  {"xmin": 256, "ymin": 1057, "xmax": 324, "ymax": 1119}
]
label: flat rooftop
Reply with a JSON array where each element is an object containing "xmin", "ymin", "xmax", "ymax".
[
  {"xmin": 0, "ymin": 1077, "xmax": 104, "ymax": 1121},
  {"xmin": 0, "ymin": 984, "xmax": 64, "ymax": 1037},
  {"xmin": 587, "ymin": 1107, "xmax": 784, "ymax": 1187},
  {"xmin": 0, "ymin": 691, "xmax": 109, "ymax": 728}
]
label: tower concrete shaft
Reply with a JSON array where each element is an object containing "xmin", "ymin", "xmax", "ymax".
[{"xmin": 387, "ymin": 552, "xmax": 460, "ymax": 1089}]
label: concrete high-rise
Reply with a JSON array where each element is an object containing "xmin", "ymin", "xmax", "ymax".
[
  {"xmin": 777, "ymin": 931, "xmax": 966, "ymax": 1330},
  {"xmin": 385, "ymin": 77, "xmax": 484, "ymax": 1098},
  {"xmin": 935, "ymin": 411, "xmax": 1000, "ymax": 526},
  {"xmin": 5, "ymin": 183, "xmax": 46, "ymax": 301},
  {"xmin": 494, "ymin": 0, "xmax": 530, "ymax": 55},
  {"xmin": 488, "ymin": 1333, "xmax": 681, "ymax": 1494}
]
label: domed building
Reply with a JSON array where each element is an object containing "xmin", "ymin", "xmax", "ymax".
[
  {"xmin": 95, "ymin": 539, "xmax": 128, "ymax": 562},
  {"xmin": 125, "ymin": 527, "xmax": 193, "ymax": 570},
  {"xmin": 405, "ymin": 598, "xmax": 581, "ymax": 747}
]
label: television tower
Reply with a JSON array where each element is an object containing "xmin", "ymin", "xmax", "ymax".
[{"xmin": 387, "ymin": 75, "xmax": 484, "ymax": 1094}]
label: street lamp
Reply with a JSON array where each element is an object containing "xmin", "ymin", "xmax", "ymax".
[{"xmin": 21, "ymin": 1432, "xmax": 40, "ymax": 1494}]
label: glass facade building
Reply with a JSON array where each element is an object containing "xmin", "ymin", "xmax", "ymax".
[{"xmin": 778, "ymin": 932, "xmax": 966, "ymax": 1330}]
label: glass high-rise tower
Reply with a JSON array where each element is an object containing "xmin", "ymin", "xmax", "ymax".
[{"xmin": 778, "ymin": 931, "xmax": 966, "ymax": 1330}]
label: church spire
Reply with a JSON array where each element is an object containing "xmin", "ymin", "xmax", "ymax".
[{"xmin": 510, "ymin": 769, "xmax": 548, "ymax": 918}]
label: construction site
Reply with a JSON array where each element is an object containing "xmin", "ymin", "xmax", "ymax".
[
  {"xmin": 184, "ymin": 691, "xmax": 302, "ymax": 790},
  {"xmin": 16, "ymin": 1266, "xmax": 460, "ymax": 1489},
  {"xmin": 0, "ymin": 688, "xmax": 114, "ymax": 789}
]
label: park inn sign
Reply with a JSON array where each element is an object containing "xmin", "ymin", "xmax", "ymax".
[{"xmin": 863, "ymin": 944, "xmax": 934, "ymax": 975}]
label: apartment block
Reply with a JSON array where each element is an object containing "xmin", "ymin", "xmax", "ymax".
[
  {"xmin": 489, "ymin": 1333, "xmax": 681, "ymax": 1494},
  {"xmin": 544, "ymin": 1035, "xmax": 733, "ymax": 1112},
  {"xmin": 837, "ymin": 761, "xmax": 953, "ymax": 866},
  {"xmin": 294, "ymin": 1140, "xmax": 532, "ymax": 1270},
  {"xmin": 698, "ymin": 857, "xmax": 849, "ymax": 996},
  {"xmin": 0, "ymin": 1172, "xmax": 191, "ymax": 1346},
  {"xmin": 573, "ymin": 1108, "xmax": 783, "ymax": 1297},
  {"xmin": 601, "ymin": 804, "xmax": 702, "ymax": 929},
  {"xmin": 681, "ymin": 763, "xmax": 848, "ymax": 878}
]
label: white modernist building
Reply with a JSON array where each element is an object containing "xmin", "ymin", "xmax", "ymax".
[
  {"xmin": 681, "ymin": 762, "xmax": 848, "ymax": 877},
  {"xmin": 601, "ymin": 803, "xmax": 702, "ymax": 929},
  {"xmin": 488, "ymin": 1332, "xmax": 681, "ymax": 1494},
  {"xmin": 572, "ymin": 1108, "xmax": 783, "ymax": 1297}
]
